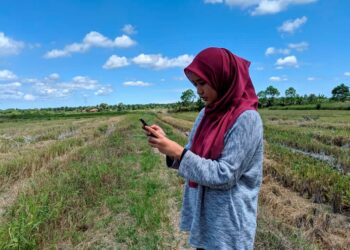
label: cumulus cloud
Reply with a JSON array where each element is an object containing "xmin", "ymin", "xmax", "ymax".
[
  {"xmin": 94, "ymin": 86, "xmax": 113, "ymax": 96},
  {"xmin": 103, "ymin": 55, "xmax": 129, "ymax": 69},
  {"xmin": 307, "ymin": 77, "xmax": 316, "ymax": 81},
  {"xmin": 265, "ymin": 42, "xmax": 308, "ymax": 56},
  {"xmin": 278, "ymin": 16, "xmax": 308, "ymax": 34},
  {"xmin": 132, "ymin": 53, "xmax": 193, "ymax": 69},
  {"xmin": 275, "ymin": 55, "xmax": 298, "ymax": 67},
  {"xmin": 0, "ymin": 72, "xmax": 113, "ymax": 101},
  {"xmin": 0, "ymin": 69, "xmax": 17, "ymax": 81},
  {"xmin": 0, "ymin": 32, "xmax": 25, "ymax": 56},
  {"xmin": 122, "ymin": 24, "xmax": 137, "ymax": 35},
  {"xmin": 45, "ymin": 73, "xmax": 60, "ymax": 82},
  {"xmin": 123, "ymin": 81, "xmax": 152, "ymax": 87},
  {"xmin": 344, "ymin": 72, "xmax": 350, "ymax": 77},
  {"xmin": 269, "ymin": 76, "xmax": 288, "ymax": 81},
  {"xmin": 0, "ymin": 80, "xmax": 24, "ymax": 100},
  {"xmin": 204, "ymin": 0, "xmax": 224, "ymax": 3},
  {"xmin": 288, "ymin": 42, "xmax": 309, "ymax": 51},
  {"xmin": 204, "ymin": 0, "xmax": 317, "ymax": 15},
  {"xmin": 45, "ymin": 31, "xmax": 136, "ymax": 58},
  {"xmin": 24, "ymin": 94, "xmax": 36, "ymax": 101},
  {"xmin": 265, "ymin": 47, "xmax": 290, "ymax": 56}
]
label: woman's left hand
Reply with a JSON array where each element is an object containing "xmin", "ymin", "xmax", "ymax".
[{"xmin": 145, "ymin": 126, "xmax": 184, "ymax": 159}]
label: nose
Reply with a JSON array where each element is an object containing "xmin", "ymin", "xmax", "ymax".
[{"xmin": 196, "ymin": 85, "xmax": 204, "ymax": 96}]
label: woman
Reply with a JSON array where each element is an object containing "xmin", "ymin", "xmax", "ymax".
[{"xmin": 145, "ymin": 47, "xmax": 263, "ymax": 250}]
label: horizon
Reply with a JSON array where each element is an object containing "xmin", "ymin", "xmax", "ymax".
[{"xmin": 1, "ymin": 0, "xmax": 350, "ymax": 109}]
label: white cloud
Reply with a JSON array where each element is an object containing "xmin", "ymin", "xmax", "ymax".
[
  {"xmin": 0, "ymin": 32, "xmax": 25, "ymax": 56},
  {"xmin": 269, "ymin": 76, "xmax": 288, "ymax": 81},
  {"xmin": 95, "ymin": 86, "xmax": 113, "ymax": 96},
  {"xmin": 114, "ymin": 35, "xmax": 136, "ymax": 48},
  {"xmin": 278, "ymin": 16, "xmax": 307, "ymax": 34},
  {"xmin": 265, "ymin": 42, "xmax": 308, "ymax": 57},
  {"xmin": 204, "ymin": 0, "xmax": 224, "ymax": 3},
  {"xmin": 344, "ymin": 72, "xmax": 350, "ymax": 77},
  {"xmin": 45, "ymin": 73, "xmax": 60, "ymax": 81},
  {"xmin": 256, "ymin": 66, "xmax": 264, "ymax": 71},
  {"xmin": 0, "ymin": 81, "xmax": 24, "ymax": 100},
  {"xmin": 132, "ymin": 53, "xmax": 193, "ymax": 69},
  {"xmin": 265, "ymin": 47, "xmax": 290, "ymax": 56},
  {"xmin": 122, "ymin": 24, "xmax": 137, "ymax": 35},
  {"xmin": 0, "ymin": 81, "xmax": 22, "ymax": 88},
  {"xmin": 307, "ymin": 77, "xmax": 316, "ymax": 81},
  {"xmin": 103, "ymin": 55, "xmax": 129, "ymax": 69},
  {"xmin": 68, "ymin": 76, "xmax": 99, "ymax": 90},
  {"xmin": 24, "ymin": 94, "xmax": 36, "ymax": 101},
  {"xmin": 204, "ymin": 0, "xmax": 317, "ymax": 15},
  {"xmin": 275, "ymin": 55, "xmax": 298, "ymax": 67},
  {"xmin": 0, "ymin": 69, "xmax": 17, "ymax": 81},
  {"xmin": 45, "ymin": 31, "xmax": 136, "ymax": 58},
  {"xmin": 83, "ymin": 32, "xmax": 114, "ymax": 47},
  {"xmin": 123, "ymin": 81, "xmax": 152, "ymax": 87},
  {"xmin": 288, "ymin": 42, "xmax": 309, "ymax": 51},
  {"xmin": 0, "ymin": 89, "xmax": 24, "ymax": 100},
  {"xmin": 0, "ymin": 73, "xmax": 113, "ymax": 101}
]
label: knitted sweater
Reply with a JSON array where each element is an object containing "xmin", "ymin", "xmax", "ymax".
[{"xmin": 167, "ymin": 109, "xmax": 263, "ymax": 250}]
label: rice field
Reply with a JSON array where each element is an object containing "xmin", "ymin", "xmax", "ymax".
[{"xmin": 0, "ymin": 110, "xmax": 349, "ymax": 249}]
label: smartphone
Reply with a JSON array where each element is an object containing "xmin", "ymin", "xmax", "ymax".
[{"xmin": 139, "ymin": 118, "xmax": 156, "ymax": 137}]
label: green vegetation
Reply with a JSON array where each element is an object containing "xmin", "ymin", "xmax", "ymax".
[
  {"xmin": 0, "ymin": 114, "xmax": 182, "ymax": 249},
  {"xmin": 0, "ymin": 109, "xmax": 349, "ymax": 249}
]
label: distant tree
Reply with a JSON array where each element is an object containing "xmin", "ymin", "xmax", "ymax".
[
  {"xmin": 99, "ymin": 103, "xmax": 109, "ymax": 111},
  {"xmin": 332, "ymin": 83, "xmax": 349, "ymax": 101},
  {"xmin": 285, "ymin": 87, "xmax": 297, "ymax": 98},
  {"xmin": 180, "ymin": 89, "xmax": 196, "ymax": 107},
  {"xmin": 117, "ymin": 102, "xmax": 124, "ymax": 111},
  {"xmin": 265, "ymin": 85, "xmax": 280, "ymax": 106},
  {"xmin": 307, "ymin": 94, "xmax": 317, "ymax": 104},
  {"xmin": 196, "ymin": 97, "xmax": 205, "ymax": 110},
  {"xmin": 285, "ymin": 87, "xmax": 297, "ymax": 105},
  {"xmin": 257, "ymin": 90, "xmax": 267, "ymax": 107},
  {"xmin": 257, "ymin": 90, "xmax": 266, "ymax": 99}
]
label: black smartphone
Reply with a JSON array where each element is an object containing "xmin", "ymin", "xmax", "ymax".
[
  {"xmin": 139, "ymin": 118, "xmax": 156, "ymax": 137},
  {"xmin": 139, "ymin": 118, "xmax": 148, "ymax": 128}
]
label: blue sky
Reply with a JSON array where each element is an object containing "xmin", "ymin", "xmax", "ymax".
[{"xmin": 0, "ymin": 0, "xmax": 349, "ymax": 109}]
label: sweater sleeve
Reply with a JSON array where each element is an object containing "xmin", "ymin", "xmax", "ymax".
[
  {"xmin": 165, "ymin": 108, "xmax": 205, "ymax": 170},
  {"xmin": 178, "ymin": 111, "xmax": 263, "ymax": 190}
]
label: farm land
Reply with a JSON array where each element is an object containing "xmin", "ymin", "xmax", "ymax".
[{"xmin": 0, "ymin": 109, "xmax": 349, "ymax": 249}]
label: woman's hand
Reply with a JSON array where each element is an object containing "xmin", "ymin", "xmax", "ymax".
[
  {"xmin": 145, "ymin": 126, "xmax": 184, "ymax": 160},
  {"xmin": 143, "ymin": 124, "xmax": 166, "ymax": 137}
]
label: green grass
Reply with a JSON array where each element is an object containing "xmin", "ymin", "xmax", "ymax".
[
  {"xmin": 1, "ymin": 110, "xmax": 348, "ymax": 249},
  {"xmin": 0, "ymin": 114, "xmax": 183, "ymax": 249}
]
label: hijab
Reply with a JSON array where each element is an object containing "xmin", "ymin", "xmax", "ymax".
[{"xmin": 184, "ymin": 47, "xmax": 258, "ymax": 188}]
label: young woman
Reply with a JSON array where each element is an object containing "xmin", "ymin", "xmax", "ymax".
[{"xmin": 144, "ymin": 47, "xmax": 263, "ymax": 250}]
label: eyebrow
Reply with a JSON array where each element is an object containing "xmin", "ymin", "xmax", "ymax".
[{"xmin": 195, "ymin": 79, "xmax": 206, "ymax": 84}]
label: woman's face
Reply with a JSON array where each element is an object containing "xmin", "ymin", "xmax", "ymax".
[{"xmin": 186, "ymin": 71, "xmax": 218, "ymax": 106}]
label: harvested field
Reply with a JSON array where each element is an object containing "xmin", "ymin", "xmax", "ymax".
[{"xmin": 0, "ymin": 110, "xmax": 349, "ymax": 249}]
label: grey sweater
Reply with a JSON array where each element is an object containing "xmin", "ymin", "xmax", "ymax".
[{"xmin": 167, "ymin": 109, "xmax": 263, "ymax": 250}]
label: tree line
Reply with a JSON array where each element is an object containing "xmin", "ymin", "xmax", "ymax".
[
  {"xmin": 1, "ymin": 84, "xmax": 349, "ymax": 114},
  {"xmin": 173, "ymin": 83, "xmax": 349, "ymax": 111}
]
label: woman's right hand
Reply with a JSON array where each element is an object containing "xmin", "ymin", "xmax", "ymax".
[{"xmin": 144, "ymin": 124, "xmax": 166, "ymax": 137}]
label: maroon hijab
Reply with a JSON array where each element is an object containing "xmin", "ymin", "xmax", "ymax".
[{"xmin": 184, "ymin": 47, "xmax": 258, "ymax": 188}]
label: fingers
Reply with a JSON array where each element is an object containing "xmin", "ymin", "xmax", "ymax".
[
  {"xmin": 150, "ymin": 124, "xmax": 159, "ymax": 129},
  {"xmin": 148, "ymin": 136, "xmax": 159, "ymax": 147},
  {"xmin": 145, "ymin": 126, "xmax": 161, "ymax": 138}
]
